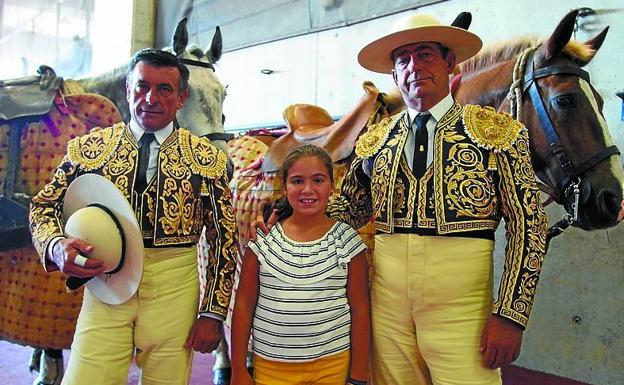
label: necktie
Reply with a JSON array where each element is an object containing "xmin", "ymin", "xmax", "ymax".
[
  {"xmin": 136, "ymin": 132, "xmax": 155, "ymax": 192},
  {"xmin": 412, "ymin": 113, "xmax": 431, "ymax": 179}
]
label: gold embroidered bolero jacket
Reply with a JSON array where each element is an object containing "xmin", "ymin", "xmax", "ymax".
[
  {"xmin": 29, "ymin": 122, "xmax": 238, "ymax": 318},
  {"xmin": 327, "ymin": 103, "xmax": 547, "ymax": 328}
]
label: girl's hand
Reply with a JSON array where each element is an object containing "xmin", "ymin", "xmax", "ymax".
[{"xmin": 231, "ymin": 369, "xmax": 254, "ymax": 385}]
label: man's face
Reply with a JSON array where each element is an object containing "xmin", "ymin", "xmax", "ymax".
[
  {"xmin": 126, "ymin": 61, "xmax": 188, "ymax": 132},
  {"xmin": 391, "ymin": 42, "xmax": 456, "ymax": 111}
]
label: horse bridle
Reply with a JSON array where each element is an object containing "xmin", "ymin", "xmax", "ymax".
[
  {"xmin": 521, "ymin": 50, "xmax": 620, "ymax": 234},
  {"xmin": 178, "ymin": 57, "xmax": 215, "ymax": 71},
  {"xmin": 176, "ymin": 56, "xmax": 234, "ymax": 143}
]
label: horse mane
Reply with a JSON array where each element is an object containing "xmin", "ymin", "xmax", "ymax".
[
  {"xmin": 562, "ymin": 40, "xmax": 596, "ymax": 63},
  {"xmin": 460, "ymin": 37, "xmax": 597, "ymax": 74},
  {"xmin": 70, "ymin": 65, "xmax": 130, "ymax": 121},
  {"xmin": 460, "ymin": 37, "xmax": 539, "ymax": 74},
  {"xmin": 76, "ymin": 65, "xmax": 127, "ymax": 90}
]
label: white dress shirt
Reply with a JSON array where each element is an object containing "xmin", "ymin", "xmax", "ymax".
[{"xmin": 404, "ymin": 93, "xmax": 454, "ymax": 170}]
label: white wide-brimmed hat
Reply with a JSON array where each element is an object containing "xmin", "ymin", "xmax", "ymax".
[
  {"xmin": 358, "ymin": 13, "xmax": 482, "ymax": 73},
  {"xmin": 63, "ymin": 174, "xmax": 143, "ymax": 304}
]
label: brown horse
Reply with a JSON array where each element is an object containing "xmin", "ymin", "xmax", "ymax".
[{"xmin": 454, "ymin": 10, "xmax": 624, "ymax": 231}]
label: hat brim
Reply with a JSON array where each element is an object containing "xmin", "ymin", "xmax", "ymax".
[
  {"xmin": 63, "ymin": 174, "xmax": 143, "ymax": 305},
  {"xmin": 358, "ymin": 25, "xmax": 482, "ymax": 73}
]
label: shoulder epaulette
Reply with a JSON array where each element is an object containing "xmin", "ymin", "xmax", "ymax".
[
  {"xmin": 355, "ymin": 112, "xmax": 403, "ymax": 158},
  {"xmin": 462, "ymin": 105, "xmax": 525, "ymax": 152},
  {"xmin": 178, "ymin": 127, "xmax": 227, "ymax": 178},
  {"xmin": 67, "ymin": 122, "xmax": 124, "ymax": 171}
]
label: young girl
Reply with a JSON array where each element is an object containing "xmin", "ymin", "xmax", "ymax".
[{"xmin": 231, "ymin": 144, "xmax": 371, "ymax": 385}]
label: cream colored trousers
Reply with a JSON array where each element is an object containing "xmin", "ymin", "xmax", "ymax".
[
  {"xmin": 62, "ymin": 246, "xmax": 199, "ymax": 385},
  {"xmin": 371, "ymin": 234, "xmax": 502, "ymax": 385}
]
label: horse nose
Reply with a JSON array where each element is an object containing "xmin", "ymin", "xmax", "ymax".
[{"xmin": 596, "ymin": 188, "xmax": 622, "ymax": 219}]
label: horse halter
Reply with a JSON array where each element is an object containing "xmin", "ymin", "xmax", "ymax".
[
  {"xmin": 178, "ymin": 57, "xmax": 215, "ymax": 71},
  {"xmin": 521, "ymin": 50, "xmax": 620, "ymax": 228},
  {"xmin": 175, "ymin": 55, "xmax": 234, "ymax": 145}
]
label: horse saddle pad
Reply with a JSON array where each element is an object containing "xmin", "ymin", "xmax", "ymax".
[{"xmin": 0, "ymin": 65, "xmax": 62, "ymax": 120}]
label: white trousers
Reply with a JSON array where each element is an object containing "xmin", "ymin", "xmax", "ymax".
[
  {"xmin": 62, "ymin": 245, "xmax": 199, "ymax": 385},
  {"xmin": 371, "ymin": 233, "xmax": 502, "ymax": 385}
]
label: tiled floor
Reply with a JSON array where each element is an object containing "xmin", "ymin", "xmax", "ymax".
[
  {"xmin": 0, "ymin": 340, "xmax": 593, "ymax": 385},
  {"xmin": 0, "ymin": 341, "xmax": 216, "ymax": 385}
]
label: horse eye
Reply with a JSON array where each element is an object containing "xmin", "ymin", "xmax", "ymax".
[{"xmin": 553, "ymin": 95, "xmax": 575, "ymax": 109}]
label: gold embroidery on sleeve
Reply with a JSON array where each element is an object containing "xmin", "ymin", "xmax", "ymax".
[
  {"xmin": 462, "ymin": 105, "xmax": 525, "ymax": 152},
  {"xmin": 355, "ymin": 113, "xmax": 404, "ymax": 158},
  {"xmin": 67, "ymin": 123, "xmax": 124, "ymax": 171},
  {"xmin": 179, "ymin": 128, "xmax": 227, "ymax": 178}
]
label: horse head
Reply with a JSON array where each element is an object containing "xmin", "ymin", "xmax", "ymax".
[
  {"xmin": 74, "ymin": 17, "xmax": 227, "ymax": 148},
  {"xmin": 168, "ymin": 18, "xmax": 227, "ymax": 147},
  {"xmin": 518, "ymin": 10, "xmax": 624, "ymax": 230}
]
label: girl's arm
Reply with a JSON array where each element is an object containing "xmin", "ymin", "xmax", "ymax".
[
  {"xmin": 231, "ymin": 248, "xmax": 260, "ymax": 385},
  {"xmin": 346, "ymin": 250, "xmax": 371, "ymax": 383}
]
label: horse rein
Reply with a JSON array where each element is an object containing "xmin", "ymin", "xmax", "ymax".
[{"xmin": 510, "ymin": 48, "xmax": 620, "ymax": 238}]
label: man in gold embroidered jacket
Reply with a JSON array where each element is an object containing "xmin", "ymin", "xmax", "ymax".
[
  {"xmin": 29, "ymin": 49, "xmax": 237, "ymax": 384},
  {"xmin": 327, "ymin": 14, "xmax": 548, "ymax": 385}
]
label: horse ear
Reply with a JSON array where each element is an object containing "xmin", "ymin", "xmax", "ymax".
[
  {"xmin": 451, "ymin": 12, "xmax": 472, "ymax": 30},
  {"xmin": 585, "ymin": 26, "xmax": 609, "ymax": 53},
  {"xmin": 362, "ymin": 80, "xmax": 379, "ymax": 96},
  {"xmin": 172, "ymin": 18, "xmax": 189, "ymax": 56},
  {"xmin": 207, "ymin": 26, "xmax": 223, "ymax": 64},
  {"xmin": 543, "ymin": 10, "xmax": 578, "ymax": 61},
  {"xmin": 576, "ymin": 26, "xmax": 608, "ymax": 67}
]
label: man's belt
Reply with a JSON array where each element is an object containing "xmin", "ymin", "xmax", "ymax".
[
  {"xmin": 392, "ymin": 226, "xmax": 495, "ymax": 241},
  {"xmin": 143, "ymin": 239, "xmax": 196, "ymax": 249}
]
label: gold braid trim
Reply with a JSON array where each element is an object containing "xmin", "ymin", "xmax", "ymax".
[
  {"xmin": 67, "ymin": 123, "xmax": 124, "ymax": 171},
  {"xmin": 355, "ymin": 112, "xmax": 404, "ymax": 158},
  {"xmin": 178, "ymin": 128, "xmax": 227, "ymax": 179},
  {"xmin": 462, "ymin": 105, "xmax": 525, "ymax": 152}
]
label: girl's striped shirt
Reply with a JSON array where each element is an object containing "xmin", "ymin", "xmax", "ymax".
[{"xmin": 247, "ymin": 221, "xmax": 366, "ymax": 362}]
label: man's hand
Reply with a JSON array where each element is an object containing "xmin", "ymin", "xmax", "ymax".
[
  {"xmin": 617, "ymin": 200, "xmax": 624, "ymax": 222},
  {"xmin": 51, "ymin": 238, "xmax": 104, "ymax": 278},
  {"xmin": 248, "ymin": 208, "xmax": 278, "ymax": 242},
  {"xmin": 480, "ymin": 315, "xmax": 523, "ymax": 369},
  {"xmin": 184, "ymin": 317, "xmax": 223, "ymax": 353}
]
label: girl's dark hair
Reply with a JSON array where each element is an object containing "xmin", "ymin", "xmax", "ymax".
[{"xmin": 263, "ymin": 144, "xmax": 333, "ymax": 222}]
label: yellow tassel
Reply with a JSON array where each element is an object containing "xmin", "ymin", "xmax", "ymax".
[
  {"xmin": 487, "ymin": 152, "xmax": 498, "ymax": 170},
  {"xmin": 201, "ymin": 179, "xmax": 209, "ymax": 195}
]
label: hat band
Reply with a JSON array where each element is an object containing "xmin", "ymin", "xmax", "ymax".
[{"xmin": 87, "ymin": 203, "xmax": 126, "ymax": 276}]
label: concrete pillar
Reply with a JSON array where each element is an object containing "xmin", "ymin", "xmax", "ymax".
[{"xmin": 131, "ymin": 0, "xmax": 157, "ymax": 53}]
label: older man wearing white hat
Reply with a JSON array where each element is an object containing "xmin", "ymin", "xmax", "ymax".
[{"xmin": 326, "ymin": 13, "xmax": 548, "ymax": 385}]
